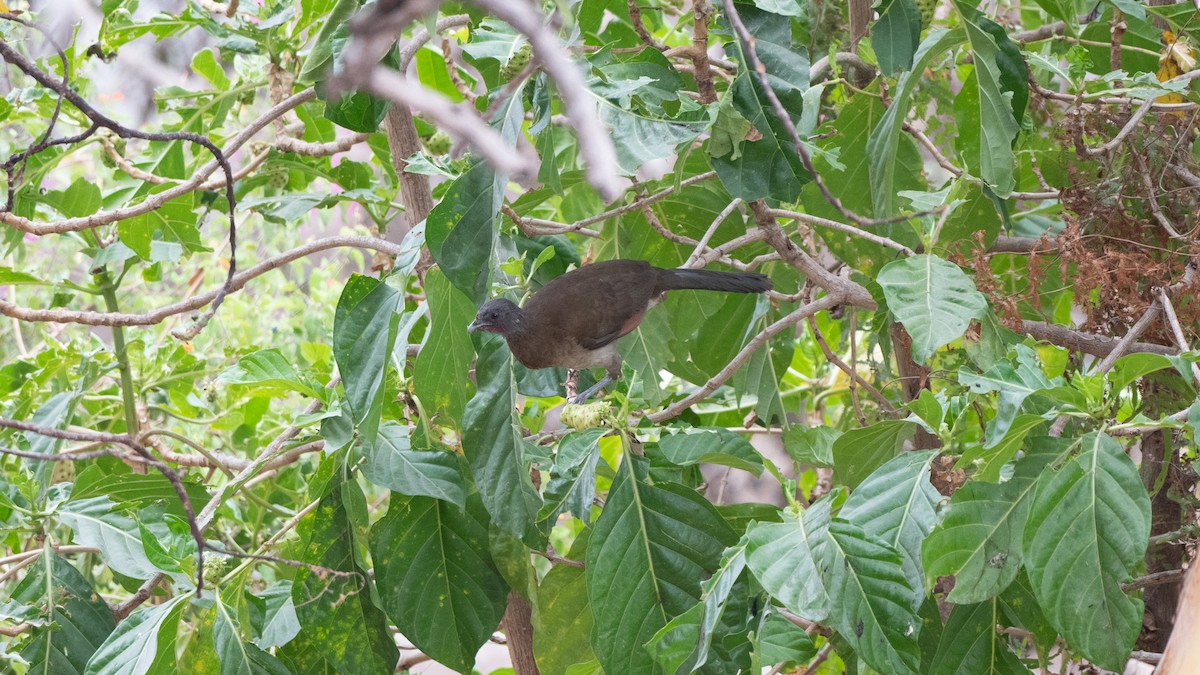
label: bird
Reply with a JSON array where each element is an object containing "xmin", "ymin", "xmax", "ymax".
[{"xmin": 467, "ymin": 259, "xmax": 773, "ymax": 403}]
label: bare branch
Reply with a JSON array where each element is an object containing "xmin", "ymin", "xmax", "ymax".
[
  {"xmin": 364, "ymin": 67, "xmax": 537, "ymax": 179},
  {"xmin": 767, "ymin": 207, "xmax": 916, "ymax": 256},
  {"xmin": 0, "ymin": 236, "xmax": 402, "ymax": 326}
]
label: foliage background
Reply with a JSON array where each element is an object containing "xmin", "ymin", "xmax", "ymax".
[{"xmin": 0, "ymin": 0, "xmax": 1198, "ymax": 673}]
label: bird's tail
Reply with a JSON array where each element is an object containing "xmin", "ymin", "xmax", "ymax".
[{"xmin": 660, "ymin": 268, "xmax": 773, "ymax": 294}]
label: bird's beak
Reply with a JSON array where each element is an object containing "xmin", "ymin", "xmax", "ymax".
[{"xmin": 467, "ymin": 320, "xmax": 480, "ymax": 333}]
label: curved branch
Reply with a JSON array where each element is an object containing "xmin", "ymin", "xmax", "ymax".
[
  {"xmin": 0, "ymin": 89, "xmax": 318, "ymax": 235},
  {"xmin": 0, "ymin": 236, "xmax": 402, "ymax": 326},
  {"xmin": 647, "ymin": 294, "xmax": 843, "ymax": 423}
]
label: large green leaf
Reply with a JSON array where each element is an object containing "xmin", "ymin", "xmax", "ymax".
[
  {"xmin": 13, "ymin": 551, "xmax": 115, "ymax": 675},
  {"xmin": 878, "ymin": 255, "xmax": 988, "ymax": 363},
  {"xmin": 841, "ymin": 451, "xmax": 940, "ymax": 608},
  {"xmin": 357, "ymin": 422, "xmax": 468, "ymax": 509},
  {"xmin": 462, "ymin": 337, "xmax": 543, "ymax": 545},
  {"xmin": 84, "ymin": 594, "xmax": 188, "ymax": 675},
  {"xmin": 1023, "ymin": 432, "xmax": 1151, "ymax": 670},
  {"xmin": 744, "ymin": 496, "xmax": 832, "ymax": 621},
  {"xmin": 831, "ymin": 420, "xmax": 919, "ymax": 489},
  {"xmin": 803, "ymin": 95, "xmax": 924, "ymax": 273},
  {"xmin": 867, "ymin": 28, "xmax": 964, "ymax": 215},
  {"xmin": 291, "ymin": 483, "xmax": 399, "ymax": 675},
  {"xmin": 60, "ymin": 497, "xmax": 160, "ymax": 580},
  {"xmin": 923, "ymin": 440, "xmax": 1061, "ymax": 603},
  {"xmin": 585, "ymin": 458, "xmax": 736, "ymax": 675},
  {"xmin": 535, "ymin": 535, "xmax": 594, "ymax": 675},
  {"xmin": 951, "ymin": 2, "xmax": 1022, "ymax": 196},
  {"xmin": 412, "ymin": 269, "xmax": 476, "ymax": 425},
  {"xmin": 711, "ymin": 4, "xmax": 811, "ymax": 201},
  {"xmin": 371, "ymin": 494, "xmax": 508, "ymax": 673},
  {"xmin": 656, "ymin": 427, "xmax": 764, "ymax": 476},
  {"xmin": 822, "ymin": 519, "xmax": 921, "ymax": 675},
  {"xmin": 425, "ymin": 162, "xmax": 502, "ymax": 303},
  {"xmin": 926, "ymin": 600, "xmax": 1027, "ymax": 675},
  {"xmin": 873, "ymin": 0, "xmax": 922, "ymax": 74},
  {"xmin": 332, "ymin": 274, "xmax": 402, "ymax": 444}
]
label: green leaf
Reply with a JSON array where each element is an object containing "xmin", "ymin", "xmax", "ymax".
[
  {"xmin": 782, "ymin": 425, "xmax": 838, "ymax": 466},
  {"xmin": 191, "ymin": 48, "xmax": 230, "ymax": 89},
  {"xmin": 292, "ymin": 483, "xmax": 399, "ymax": 675},
  {"xmin": 539, "ymin": 428, "xmax": 606, "ymax": 525},
  {"xmin": 253, "ymin": 582, "xmax": 300, "ymax": 650},
  {"xmin": 1109, "ymin": 352, "xmax": 1176, "ymax": 394},
  {"xmin": 841, "ymin": 451, "xmax": 940, "ymax": 607},
  {"xmin": 952, "ymin": 2, "xmax": 1023, "ymax": 195},
  {"xmin": 955, "ymin": 413, "xmax": 1050, "ymax": 482},
  {"xmin": 535, "ymin": 535, "xmax": 594, "ymax": 675},
  {"xmin": 586, "ymin": 458, "xmax": 736, "ymax": 675},
  {"xmin": 426, "ymin": 161, "xmax": 502, "ymax": 302},
  {"xmin": 868, "ymin": 28, "xmax": 964, "ymax": 215},
  {"xmin": 712, "ymin": 4, "xmax": 811, "ymax": 201},
  {"xmin": 41, "ymin": 178, "xmax": 102, "ymax": 218},
  {"xmin": 745, "ymin": 496, "xmax": 833, "ymax": 621},
  {"xmin": 462, "ymin": 337, "xmax": 543, "ymax": 545},
  {"xmin": 118, "ymin": 193, "xmax": 202, "ymax": 260},
  {"xmin": 923, "ymin": 441, "xmax": 1060, "ymax": 603},
  {"xmin": 959, "ymin": 344, "xmax": 1056, "ymax": 444},
  {"xmin": 1023, "ymin": 432, "xmax": 1151, "ymax": 670},
  {"xmin": 217, "ymin": 349, "xmax": 322, "ymax": 399},
  {"xmin": 926, "ymin": 600, "xmax": 1027, "ymax": 675},
  {"xmin": 645, "ymin": 604, "xmax": 704, "ymax": 675},
  {"xmin": 878, "ymin": 255, "xmax": 988, "ymax": 363},
  {"xmin": 14, "ymin": 551, "xmax": 114, "ymax": 675},
  {"xmin": 213, "ymin": 589, "xmax": 290, "ymax": 675},
  {"xmin": 412, "ymin": 269, "xmax": 477, "ymax": 424},
  {"xmin": 358, "ymin": 422, "xmax": 468, "ymax": 509},
  {"xmin": 371, "ymin": 493, "xmax": 508, "ymax": 673},
  {"xmin": 831, "ymin": 420, "xmax": 919, "ymax": 489},
  {"xmin": 823, "ymin": 519, "xmax": 921, "ymax": 675},
  {"xmin": 618, "ymin": 307, "xmax": 675, "ymax": 405},
  {"xmin": 333, "ymin": 274, "xmax": 402, "ymax": 445},
  {"xmin": 873, "ymin": 0, "xmax": 923, "ymax": 74},
  {"xmin": 60, "ymin": 497, "xmax": 160, "ymax": 580},
  {"xmin": 756, "ymin": 609, "xmax": 817, "ymax": 665},
  {"xmin": 656, "ymin": 428, "xmax": 764, "ymax": 476},
  {"xmin": 84, "ymin": 594, "xmax": 188, "ymax": 675}
]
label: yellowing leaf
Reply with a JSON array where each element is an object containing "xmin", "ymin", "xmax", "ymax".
[{"xmin": 1157, "ymin": 31, "xmax": 1195, "ymax": 108}]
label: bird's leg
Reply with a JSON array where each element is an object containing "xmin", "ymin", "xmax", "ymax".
[
  {"xmin": 564, "ymin": 369, "xmax": 579, "ymax": 400},
  {"xmin": 569, "ymin": 359, "xmax": 622, "ymax": 405},
  {"xmin": 569, "ymin": 375, "xmax": 612, "ymax": 405}
]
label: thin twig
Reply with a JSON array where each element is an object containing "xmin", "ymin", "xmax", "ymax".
[
  {"xmin": 0, "ymin": 236, "xmax": 402, "ymax": 326},
  {"xmin": 646, "ymin": 295, "xmax": 844, "ymax": 423}
]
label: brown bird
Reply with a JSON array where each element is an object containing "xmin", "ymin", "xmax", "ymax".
[{"xmin": 467, "ymin": 259, "xmax": 772, "ymax": 403}]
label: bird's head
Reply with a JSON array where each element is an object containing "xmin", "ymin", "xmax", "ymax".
[{"xmin": 467, "ymin": 298, "xmax": 522, "ymax": 336}]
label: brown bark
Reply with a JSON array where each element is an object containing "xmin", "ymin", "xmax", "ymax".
[
  {"xmin": 1138, "ymin": 427, "xmax": 1184, "ymax": 651},
  {"xmin": 889, "ymin": 323, "xmax": 939, "ymax": 450},
  {"xmin": 502, "ymin": 591, "xmax": 540, "ymax": 675},
  {"xmin": 382, "ymin": 105, "xmax": 436, "ymax": 275}
]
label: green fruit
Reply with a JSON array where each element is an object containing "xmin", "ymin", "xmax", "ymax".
[
  {"xmin": 500, "ymin": 42, "xmax": 533, "ymax": 81},
  {"xmin": 916, "ymin": 0, "xmax": 937, "ymax": 28},
  {"xmin": 203, "ymin": 554, "xmax": 228, "ymax": 580},
  {"xmin": 268, "ymin": 170, "xmax": 288, "ymax": 189},
  {"xmin": 424, "ymin": 130, "xmax": 451, "ymax": 155}
]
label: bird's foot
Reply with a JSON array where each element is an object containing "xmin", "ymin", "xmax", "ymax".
[{"xmin": 568, "ymin": 375, "xmax": 612, "ymax": 404}]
